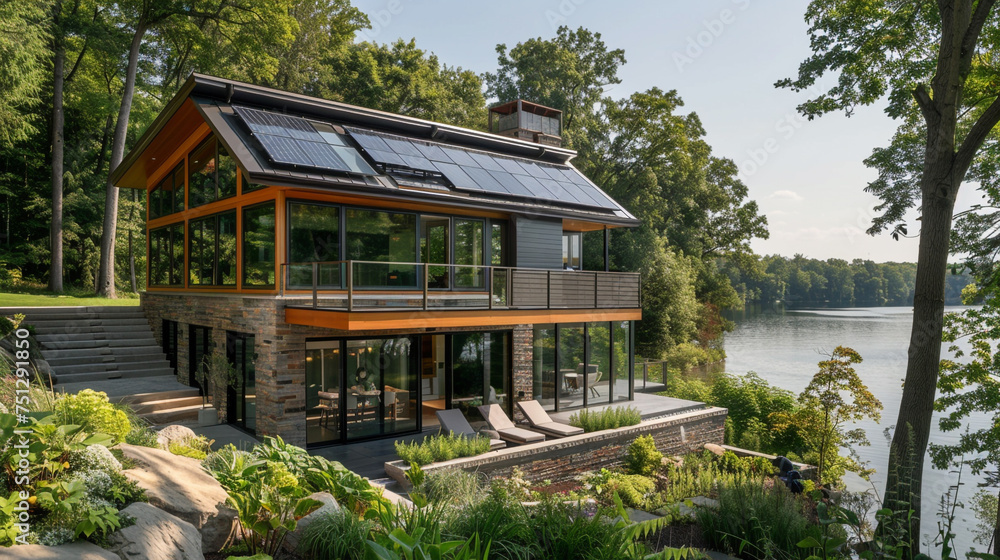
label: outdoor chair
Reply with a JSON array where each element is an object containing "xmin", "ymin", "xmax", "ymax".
[
  {"xmin": 515, "ymin": 399, "xmax": 584, "ymax": 438},
  {"xmin": 435, "ymin": 409, "xmax": 505, "ymax": 450},
  {"xmin": 477, "ymin": 404, "xmax": 546, "ymax": 445}
]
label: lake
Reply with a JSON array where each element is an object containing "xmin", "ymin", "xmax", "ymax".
[{"xmin": 722, "ymin": 305, "xmax": 993, "ymax": 556}]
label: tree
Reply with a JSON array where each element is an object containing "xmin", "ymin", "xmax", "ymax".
[
  {"xmin": 798, "ymin": 346, "xmax": 882, "ymax": 485},
  {"xmin": 0, "ymin": 0, "xmax": 49, "ymax": 145},
  {"xmin": 781, "ymin": 2, "xmax": 1000, "ymax": 544},
  {"xmin": 931, "ymin": 286, "xmax": 1000, "ymax": 557}
]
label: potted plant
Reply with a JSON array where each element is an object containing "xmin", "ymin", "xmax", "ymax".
[{"xmin": 195, "ymin": 350, "xmax": 238, "ymax": 426}]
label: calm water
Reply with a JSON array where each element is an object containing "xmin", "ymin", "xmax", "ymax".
[{"xmin": 722, "ymin": 305, "xmax": 993, "ymax": 556}]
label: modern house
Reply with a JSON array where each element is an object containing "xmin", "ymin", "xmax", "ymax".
[{"xmin": 112, "ymin": 74, "xmax": 642, "ymax": 448}]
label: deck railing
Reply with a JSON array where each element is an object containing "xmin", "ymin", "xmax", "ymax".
[{"xmin": 280, "ymin": 260, "xmax": 641, "ymax": 312}]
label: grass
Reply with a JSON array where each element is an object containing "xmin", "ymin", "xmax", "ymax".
[
  {"xmin": 0, "ymin": 290, "xmax": 139, "ymax": 308},
  {"xmin": 568, "ymin": 405, "xmax": 642, "ymax": 432}
]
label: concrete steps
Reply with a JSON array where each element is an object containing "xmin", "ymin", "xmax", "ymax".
[{"xmin": 2, "ymin": 306, "xmax": 201, "ymax": 426}]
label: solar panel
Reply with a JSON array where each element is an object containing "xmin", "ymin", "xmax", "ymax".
[
  {"xmin": 297, "ymin": 140, "xmax": 349, "ymax": 171},
  {"xmin": 235, "ymin": 106, "xmax": 322, "ymax": 141},
  {"xmin": 344, "ymin": 125, "xmax": 624, "ymax": 211},
  {"xmin": 255, "ymin": 134, "xmax": 314, "ymax": 167}
]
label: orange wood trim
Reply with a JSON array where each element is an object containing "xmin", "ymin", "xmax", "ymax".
[
  {"xmin": 285, "ymin": 307, "xmax": 642, "ymax": 331},
  {"xmin": 278, "ymin": 188, "xmax": 510, "ymax": 220},
  {"xmin": 280, "ymin": 289, "xmax": 492, "ymax": 296},
  {"xmin": 145, "ymin": 122, "xmax": 211, "ymax": 191}
]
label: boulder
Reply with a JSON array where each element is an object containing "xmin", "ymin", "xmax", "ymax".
[
  {"xmin": 155, "ymin": 424, "xmax": 197, "ymax": 448},
  {"xmin": 282, "ymin": 492, "xmax": 339, "ymax": 554},
  {"xmin": 4, "ymin": 541, "xmax": 119, "ymax": 560},
  {"xmin": 106, "ymin": 502, "xmax": 204, "ymax": 560},
  {"xmin": 116, "ymin": 443, "xmax": 237, "ymax": 553}
]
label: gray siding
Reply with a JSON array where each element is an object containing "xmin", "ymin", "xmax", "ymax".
[{"xmin": 514, "ymin": 215, "xmax": 562, "ymax": 269}]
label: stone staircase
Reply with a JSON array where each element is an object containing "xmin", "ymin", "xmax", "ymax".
[{"xmin": 1, "ymin": 306, "xmax": 202, "ymax": 424}]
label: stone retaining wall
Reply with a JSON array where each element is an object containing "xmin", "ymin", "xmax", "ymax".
[{"xmin": 386, "ymin": 406, "xmax": 727, "ymax": 487}]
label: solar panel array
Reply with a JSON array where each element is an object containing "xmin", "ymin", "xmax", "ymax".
[
  {"xmin": 233, "ymin": 106, "xmax": 376, "ymax": 176},
  {"xmin": 346, "ymin": 127, "xmax": 617, "ymax": 210}
]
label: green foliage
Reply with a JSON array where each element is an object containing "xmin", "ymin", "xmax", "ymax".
[
  {"xmin": 623, "ymin": 435, "xmax": 662, "ymax": 477},
  {"xmin": 55, "ymin": 390, "xmax": 131, "ymax": 444},
  {"xmin": 696, "ymin": 480, "xmax": 820, "ymax": 560},
  {"xmin": 593, "ymin": 471, "xmax": 655, "ymax": 509},
  {"xmin": 394, "ymin": 433, "xmax": 491, "ymax": 467},
  {"xmin": 420, "ymin": 469, "xmax": 484, "ymax": 507},
  {"xmin": 169, "ymin": 441, "xmax": 209, "ymax": 460},
  {"xmin": 568, "ymin": 406, "xmax": 642, "ymax": 432},
  {"xmin": 298, "ymin": 511, "xmax": 375, "ymax": 560},
  {"xmin": 124, "ymin": 426, "xmax": 160, "ymax": 448},
  {"xmin": 0, "ymin": 0, "xmax": 47, "ymax": 144},
  {"xmin": 196, "ymin": 349, "xmax": 239, "ymax": 408}
]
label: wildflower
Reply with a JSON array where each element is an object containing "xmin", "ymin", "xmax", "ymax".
[
  {"xmin": 62, "ymin": 461, "xmax": 70, "ymax": 469},
  {"xmin": 27, "ymin": 496, "xmax": 36, "ymax": 505}
]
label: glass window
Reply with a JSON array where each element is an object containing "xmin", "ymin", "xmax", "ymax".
[
  {"xmin": 345, "ymin": 338, "xmax": 415, "ymax": 441},
  {"xmin": 189, "ymin": 211, "xmax": 236, "ymax": 286},
  {"xmin": 227, "ymin": 332, "xmax": 255, "ymax": 435},
  {"xmin": 149, "ymin": 163, "xmax": 184, "ymax": 219},
  {"xmin": 289, "ymin": 202, "xmax": 341, "ymax": 288},
  {"xmin": 452, "ymin": 332, "xmax": 486, "ymax": 422},
  {"xmin": 172, "ymin": 164, "xmax": 185, "ymax": 214},
  {"xmin": 559, "ymin": 323, "xmax": 585, "ymax": 409},
  {"xmin": 490, "ymin": 221, "xmax": 507, "ymax": 266},
  {"xmin": 613, "ymin": 321, "xmax": 632, "ymax": 402},
  {"xmin": 588, "ymin": 322, "xmax": 612, "ymax": 404},
  {"xmin": 454, "ymin": 219, "xmax": 485, "ymax": 289},
  {"xmin": 189, "ymin": 216, "xmax": 216, "ymax": 286},
  {"xmin": 243, "ymin": 202, "xmax": 276, "ymax": 287},
  {"xmin": 150, "ymin": 223, "xmax": 184, "ymax": 286},
  {"xmin": 218, "ymin": 143, "xmax": 237, "ymax": 200},
  {"xmin": 487, "ymin": 332, "xmax": 511, "ymax": 416},
  {"xmin": 562, "ymin": 231, "xmax": 582, "ymax": 270},
  {"xmin": 532, "ymin": 325, "xmax": 556, "ymax": 411},
  {"xmin": 345, "ymin": 209, "xmax": 417, "ymax": 288},
  {"xmin": 169, "ymin": 223, "xmax": 184, "ymax": 286},
  {"xmin": 189, "ymin": 137, "xmax": 217, "ymax": 208}
]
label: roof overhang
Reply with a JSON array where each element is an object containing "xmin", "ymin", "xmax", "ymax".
[{"xmin": 285, "ymin": 306, "xmax": 642, "ymax": 331}]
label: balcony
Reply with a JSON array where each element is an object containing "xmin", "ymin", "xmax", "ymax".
[{"xmin": 280, "ymin": 261, "xmax": 641, "ymax": 331}]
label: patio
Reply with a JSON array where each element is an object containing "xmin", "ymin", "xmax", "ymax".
[{"xmin": 312, "ymin": 392, "xmax": 707, "ymax": 480}]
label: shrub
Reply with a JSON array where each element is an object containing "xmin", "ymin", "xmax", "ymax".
[
  {"xmin": 69, "ymin": 444, "xmax": 121, "ymax": 474},
  {"xmin": 623, "ymin": 435, "xmax": 662, "ymax": 476},
  {"xmin": 442, "ymin": 493, "xmax": 534, "ymax": 559},
  {"xmin": 421, "ymin": 469, "xmax": 484, "ymax": 506},
  {"xmin": 168, "ymin": 436, "xmax": 213, "ymax": 460},
  {"xmin": 124, "ymin": 426, "xmax": 160, "ymax": 448},
  {"xmin": 568, "ymin": 406, "xmax": 642, "ymax": 432},
  {"xmin": 696, "ymin": 479, "xmax": 820, "ymax": 560},
  {"xmin": 297, "ymin": 511, "xmax": 375, "ymax": 560},
  {"xmin": 603, "ymin": 473, "xmax": 655, "ymax": 509},
  {"xmin": 394, "ymin": 433, "xmax": 491, "ymax": 466},
  {"xmin": 55, "ymin": 390, "xmax": 131, "ymax": 443}
]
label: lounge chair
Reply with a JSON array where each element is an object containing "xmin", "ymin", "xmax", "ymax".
[
  {"xmin": 477, "ymin": 404, "xmax": 545, "ymax": 445},
  {"xmin": 435, "ymin": 409, "xmax": 505, "ymax": 450},
  {"xmin": 516, "ymin": 399, "xmax": 584, "ymax": 438}
]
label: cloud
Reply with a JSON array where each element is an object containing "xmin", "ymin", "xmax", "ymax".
[
  {"xmin": 769, "ymin": 190, "xmax": 804, "ymax": 201},
  {"xmin": 768, "ymin": 210, "xmax": 789, "ymax": 216}
]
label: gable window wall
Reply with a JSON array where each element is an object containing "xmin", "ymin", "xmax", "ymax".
[
  {"xmin": 189, "ymin": 136, "xmax": 236, "ymax": 208},
  {"xmin": 189, "ymin": 211, "xmax": 237, "ymax": 286},
  {"xmin": 149, "ymin": 163, "xmax": 185, "ymax": 219},
  {"xmin": 243, "ymin": 202, "xmax": 276, "ymax": 288},
  {"xmin": 149, "ymin": 223, "xmax": 185, "ymax": 286}
]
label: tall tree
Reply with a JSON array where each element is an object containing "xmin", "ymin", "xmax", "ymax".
[
  {"xmin": 0, "ymin": 0, "xmax": 49, "ymax": 145},
  {"xmin": 781, "ymin": 1, "xmax": 1000, "ymax": 547}
]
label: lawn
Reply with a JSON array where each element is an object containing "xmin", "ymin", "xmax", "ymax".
[{"xmin": 0, "ymin": 291, "xmax": 140, "ymax": 308}]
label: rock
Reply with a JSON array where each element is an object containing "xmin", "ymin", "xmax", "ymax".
[
  {"xmin": 116, "ymin": 443, "xmax": 237, "ymax": 554},
  {"xmin": 4, "ymin": 541, "xmax": 119, "ymax": 560},
  {"xmin": 155, "ymin": 424, "xmax": 197, "ymax": 448},
  {"xmin": 282, "ymin": 492, "xmax": 339, "ymax": 554},
  {"xmin": 703, "ymin": 443, "xmax": 726, "ymax": 456},
  {"xmin": 107, "ymin": 502, "xmax": 204, "ymax": 560}
]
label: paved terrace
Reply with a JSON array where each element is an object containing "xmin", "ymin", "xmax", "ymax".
[{"xmin": 313, "ymin": 393, "xmax": 706, "ymax": 480}]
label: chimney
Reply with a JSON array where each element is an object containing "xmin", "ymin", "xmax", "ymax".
[{"xmin": 489, "ymin": 100, "xmax": 563, "ymax": 148}]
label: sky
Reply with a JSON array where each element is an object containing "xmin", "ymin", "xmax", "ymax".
[{"xmin": 350, "ymin": 0, "xmax": 985, "ymax": 263}]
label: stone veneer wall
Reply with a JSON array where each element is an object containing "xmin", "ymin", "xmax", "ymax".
[{"xmin": 141, "ymin": 292, "xmax": 538, "ymax": 446}]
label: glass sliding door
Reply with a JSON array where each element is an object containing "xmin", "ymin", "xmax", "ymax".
[
  {"xmin": 420, "ymin": 216, "xmax": 450, "ymax": 289},
  {"xmin": 345, "ymin": 209, "xmax": 418, "ymax": 288},
  {"xmin": 306, "ymin": 340, "xmax": 342, "ymax": 445},
  {"xmin": 454, "ymin": 219, "xmax": 485, "ymax": 289},
  {"xmin": 380, "ymin": 338, "xmax": 417, "ymax": 434},
  {"xmin": 486, "ymin": 332, "xmax": 511, "ymax": 415},
  {"xmin": 288, "ymin": 202, "xmax": 341, "ymax": 288},
  {"xmin": 345, "ymin": 338, "xmax": 415, "ymax": 441},
  {"xmin": 188, "ymin": 325, "xmax": 211, "ymax": 390},
  {"xmin": 532, "ymin": 325, "xmax": 557, "ymax": 410},
  {"xmin": 613, "ymin": 321, "xmax": 632, "ymax": 401},
  {"xmin": 587, "ymin": 322, "xmax": 612, "ymax": 405},
  {"xmin": 451, "ymin": 332, "xmax": 486, "ymax": 421},
  {"xmin": 559, "ymin": 324, "xmax": 586, "ymax": 409}
]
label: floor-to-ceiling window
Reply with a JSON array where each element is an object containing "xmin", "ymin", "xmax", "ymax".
[
  {"xmin": 454, "ymin": 219, "xmax": 485, "ymax": 289},
  {"xmin": 227, "ymin": 332, "xmax": 256, "ymax": 435},
  {"xmin": 305, "ymin": 336, "xmax": 418, "ymax": 446},
  {"xmin": 345, "ymin": 209, "xmax": 418, "ymax": 288},
  {"xmin": 531, "ymin": 322, "xmax": 634, "ymax": 412},
  {"xmin": 420, "ymin": 215, "xmax": 450, "ymax": 288},
  {"xmin": 288, "ymin": 202, "xmax": 340, "ymax": 288}
]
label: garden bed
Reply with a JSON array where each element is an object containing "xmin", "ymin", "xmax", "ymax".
[{"xmin": 385, "ymin": 406, "xmax": 727, "ymax": 488}]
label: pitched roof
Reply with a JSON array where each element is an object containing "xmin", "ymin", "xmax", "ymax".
[{"xmin": 114, "ymin": 73, "xmax": 638, "ymax": 226}]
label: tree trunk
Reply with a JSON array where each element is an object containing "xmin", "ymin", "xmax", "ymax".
[
  {"xmin": 128, "ymin": 189, "xmax": 136, "ymax": 293},
  {"xmin": 883, "ymin": 160, "xmax": 959, "ymax": 553},
  {"xmin": 97, "ymin": 24, "xmax": 146, "ymax": 298},
  {"xmin": 993, "ymin": 489, "xmax": 1000, "ymax": 558},
  {"xmin": 49, "ymin": 32, "xmax": 65, "ymax": 293}
]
